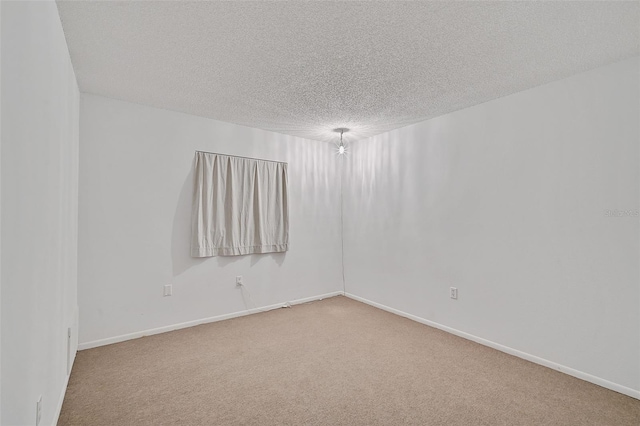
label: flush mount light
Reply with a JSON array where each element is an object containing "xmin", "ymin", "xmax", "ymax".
[{"xmin": 334, "ymin": 128, "xmax": 349, "ymax": 156}]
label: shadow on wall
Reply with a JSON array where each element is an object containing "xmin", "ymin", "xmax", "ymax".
[
  {"xmin": 171, "ymin": 166, "xmax": 287, "ymax": 277},
  {"xmin": 171, "ymin": 168, "xmax": 206, "ymax": 276}
]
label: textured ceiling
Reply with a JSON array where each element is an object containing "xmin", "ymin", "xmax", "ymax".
[{"xmin": 57, "ymin": 1, "xmax": 639, "ymax": 143}]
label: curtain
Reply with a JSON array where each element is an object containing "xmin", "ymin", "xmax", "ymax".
[{"xmin": 191, "ymin": 152, "xmax": 289, "ymax": 257}]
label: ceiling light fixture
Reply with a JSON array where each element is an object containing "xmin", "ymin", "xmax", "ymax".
[{"xmin": 334, "ymin": 127, "xmax": 349, "ymax": 156}]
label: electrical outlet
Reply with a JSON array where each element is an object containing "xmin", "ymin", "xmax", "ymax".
[
  {"xmin": 163, "ymin": 284, "xmax": 172, "ymax": 297},
  {"xmin": 450, "ymin": 287, "xmax": 458, "ymax": 300},
  {"xmin": 236, "ymin": 276, "xmax": 243, "ymax": 287},
  {"xmin": 36, "ymin": 395, "xmax": 42, "ymax": 426}
]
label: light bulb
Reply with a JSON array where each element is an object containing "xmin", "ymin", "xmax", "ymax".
[{"xmin": 334, "ymin": 127, "xmax": 349, "ymax": 156}]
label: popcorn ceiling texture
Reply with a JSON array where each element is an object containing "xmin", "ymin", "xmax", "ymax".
[{"xmin": 56, "ymin": 1, "xmax": 639, "ymax": 143}]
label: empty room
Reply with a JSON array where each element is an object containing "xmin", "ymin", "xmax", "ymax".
[{"xmin": 1, "ymin": 1, "xmax": 639, "ymax": 425}]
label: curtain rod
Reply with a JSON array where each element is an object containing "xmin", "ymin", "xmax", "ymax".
[{"xmin": 195, "ymin": 150, "xmax": 287, "ymax": 165}]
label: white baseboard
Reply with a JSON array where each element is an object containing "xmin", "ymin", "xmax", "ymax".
[
  {"xmin": 345, "ymin": 292, "xmax": 640, "ymax": 400},
  {"xmin": 53, "ymin": 346, "xmax": 76, "ymax": 426},
  {"xmin": 53, "ymin": 309, "xmax": 80, "ymax": 425},
  {"xmin": 78, "ymin": 291, "xmax": 344, "ymax": 351}
]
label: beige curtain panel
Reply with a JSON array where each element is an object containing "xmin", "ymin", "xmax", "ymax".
[{"xmin": 191, "ymin": 152, "xmax": 289, "ymax": 257}]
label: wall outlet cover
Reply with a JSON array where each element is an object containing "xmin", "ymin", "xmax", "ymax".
[
  {"xmin": 450, "ymin": 287, "xmax": 458, "ymax": 300},
  {"xmin": 36, "ymin": 395, "xmax": 42, "ymax": 426}
]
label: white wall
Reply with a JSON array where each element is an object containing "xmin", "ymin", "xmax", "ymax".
[
  {"xmin": 344, "ymin": 57, "xmax": 640, "ymax": 395},
  {"xmin": 0, "ymin": 1, "xmax": 3, "ymax": 421},
  {"xmin": 78, "ymin": 94, "xmax": 343, "ymax": 346},
  {"xmin": 1, "ymin": 1, "xmax": 80, "ymax": 425}
]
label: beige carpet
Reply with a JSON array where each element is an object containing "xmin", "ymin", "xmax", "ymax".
[{"xmin": 59, "ymin": 296, "xmax": 639, "ymax": 426}]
